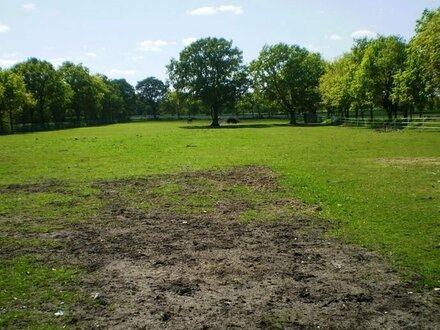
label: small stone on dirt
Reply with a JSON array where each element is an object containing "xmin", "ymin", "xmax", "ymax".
[{"xmin": 54, "ymin": 310, "xmax": 64, "ymax": 317}]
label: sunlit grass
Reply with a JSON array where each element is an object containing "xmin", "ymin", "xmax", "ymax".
[{"xmin": 0, "ymin": 120, "xmax": 439, "ymax": 290}]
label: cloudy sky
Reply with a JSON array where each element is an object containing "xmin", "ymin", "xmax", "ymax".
[{"xmin": 1, "ymin": 0, "xmax": 439, "ymax": 85}]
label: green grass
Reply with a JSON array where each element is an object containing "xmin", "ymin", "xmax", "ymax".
[
  {"xmin": 0, "ymin": 121, "xmax": 439, "ymax": 307},
  {"xmin": 0, "ymin": 256, "xmax": 81, "ymax": 329}
]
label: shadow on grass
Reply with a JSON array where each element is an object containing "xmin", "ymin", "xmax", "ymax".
[{"xmin": 180, "ymin": 123, "xmax": 337, "ymax": 130}]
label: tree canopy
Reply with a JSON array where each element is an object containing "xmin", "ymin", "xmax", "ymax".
[
  {"xmin": 250, "ymin": 44, "xmax": 325, "ymax": 124},
  {"xmin": 167, "ymin": 37, "xmax": 247, "ymax": 127},
  {"xmin": 136, "ymin": 77, "xmax": 168, "ymax": 119}
]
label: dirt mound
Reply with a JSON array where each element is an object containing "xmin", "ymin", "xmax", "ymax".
[{"xmin": 62, "ymin": 167, "xmax": 439, "ymax": 329}]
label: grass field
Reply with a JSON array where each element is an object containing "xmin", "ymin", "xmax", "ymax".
[{"xmin": 1, "ymin": 120, "xmax": 439, "ymax": 327}]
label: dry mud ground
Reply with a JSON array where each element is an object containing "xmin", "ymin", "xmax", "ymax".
[{"xmin": 6, "ymin": 167, "xmax": 440, "ymax": 329}]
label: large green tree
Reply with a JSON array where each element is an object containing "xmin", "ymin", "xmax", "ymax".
[
  {"xmin": 13, "ymin": 58, "xmax": 68, "ymax": 125},
  {"xmin": 59, "ymin": 62, "xmax": 105, "ymax": 122},
  {"xmin": 112, "ymin": 79, "xmax": 137, "ymax": 116},
  {"xmin": 250, "ymin": 44, "xmax": 325, "ymax": 124},
  {"xmin": 392, "ymin": 8, "xmax": 440, "ymax": 117},
  {"xmin": 0, "ymin": 69, "xmax": 34, "ymax": 131},
  {"xmin": 136, "ymin": 77, "xmax": 167, "ymax": 120},
  {"xmin": 351, "ymin": 36, "xmax": 407, "ymax": 120},
  {"xmin": 167, "ymin": 37, "xmax": 247, "ymax": 127},
  {"xmin": 320, "ymin": 53, "xmax": 355, "ymax": 118}
]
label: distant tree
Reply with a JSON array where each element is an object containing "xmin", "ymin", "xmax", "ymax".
[
  {"xmin": 392, "ymin": 8, "xmax": 440, "ymax": 117},
  {"xmin": 320, "ymin": 53, "xmax": 357, "ymax": 119},
  {"xmin": 0, "ymin": 69, "xmax": 34, "ymax": 131},
  {"xmin": 13, "ymin": 58, "xmax": 68, "ymax": 125},
  {"xmin": 161, "ymin": 91, "xmax": 187, "ymax": 118},
  {"xmin": 351, "ymin": 36, "xmax": 407, "ymax": 120},
  {"xmin": 250, "ymin": 44, "xmax": 325, "ymax": 124},
  {"xmin": 136, "ymin": 77, "xmax": 168, "ymax": 120},
  {"xmin": 99, "ymin": 75, "xmax": 125, "ymax": 122},
  {"xmin": 112, "ymin": 78, "xmax": 137, "ymax": 116},
  {"xmin": 59, "ymin": 62, "xmax": 104, "ymax": 122},
  {"xmin": 167, "ymin": 37, "xmax": 248, "ymax": 127}
]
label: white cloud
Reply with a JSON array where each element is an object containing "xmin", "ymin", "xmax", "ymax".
[
  {"xmin": 182, "ymin": 37, "xmax": 198, "ymax": 46},
  {"xmin": 0, "ymin": 58, "xmax": 21, "ymax": 67},
  {"xmin": 0, "ymin": 53, "xmax": 24, "ymax": 67},
  {"xmin": 217, "ymin": 5, "xmax": 243, "ymax": 14},
  {"xmin": 188, "ymin": 6, "xmax": 218, "ymax": 16},
  {"xmin": 188, "ymin": 5, "xmax": 243, "ymax": 16},
  {"xmin": 137, "ymin": 40, "xmax": 174, "ymax": 52},
  {"xmin": 330, "ymin": 34, "xmax": 342, "ymax": 41},
  {"xmin": 21, "ymin": 3, "xmax": 37, "ymax": 11},
  {"xmin": 351, "ymin": 29, "xmax": 377, "ymax": 39},
  {"xmin": 0, "ymin": 24, "xmax": 10, "ymax": 33},
  {"xmin": 107, "ymin": 69, "xmax": 136, "ymax": 77}
]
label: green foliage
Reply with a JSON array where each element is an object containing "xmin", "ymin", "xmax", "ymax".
[
  {"xmin": 0, "ymin": 69, "xmax": 35, "ymax": 131},
  {"xmin": 352, "ymin": 36, "xmax": 407, "ymax": 119},
  {"xmin": 112, "ymin": 78, "xmax": 137, "ymax": 116},
  {"xmin": 319, "ymin": 54, "xmax": 355, "ymax": 117},
  {"xmin": 167, "ymin": 37, "xmax": 248, "ymax": 127},
  {"xmin": 250, "ymin": 43, "xmax": 325, "ymax": 124},
  {"xmin": 136, "ymin": 77, "xmax": 168, "ymax": 119},
  {"xmin": 13, "ymin": 58, "xmax": 70, "ymax": 126},
  {"xmin": 393, "ymin": 8, "xmax": 440, "ymax": 116}
]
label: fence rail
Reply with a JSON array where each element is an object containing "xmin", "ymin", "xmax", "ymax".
[{"xmin": 338, "ymin": 116, "xmax": 440, "ymax": 131}]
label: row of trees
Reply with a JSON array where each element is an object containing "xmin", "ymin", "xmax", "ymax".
[
  {"xmin": 320, "ymin": 9, "xmax": 440, "ymax": 120},
  {"xmin": 168, "ymin": 8, "xmax": 439, "ymax": 126},
  {"xmin": 1, "ymin": 8, "xmax": 439, "ymax": 130},
  {"xmin": 0, "ymin": 59, "xmax": 172, "ymax": 132}
]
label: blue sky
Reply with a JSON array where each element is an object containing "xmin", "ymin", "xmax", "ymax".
[{"xmin": 1, "ymin": 0, "xmax": 439, "ymax": 85}]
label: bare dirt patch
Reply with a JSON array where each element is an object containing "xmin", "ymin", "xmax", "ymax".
[{"xmin": 58, "ymin": 166, "xmax": 439, "ymax": 329}]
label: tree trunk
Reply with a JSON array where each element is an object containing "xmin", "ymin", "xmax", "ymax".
[
  {"xmin": 289, "ymin": 110, "xmax": 297, "ymax": 125},
  {"xmin": 8, "ymin": 109, "xmax": 14, "ymax": 133},
  {"xmin": 210, "ymin": 107, "xmax": 220, "ymax": 127}
]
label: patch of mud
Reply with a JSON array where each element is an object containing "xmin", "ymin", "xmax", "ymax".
[
  {"xmin": 377, "ymin": 157, "xmax": 440, "ymax": 166},
  {"xmin": 0, "ymin": 180, "xmax": 66, "ymax": 193},
  {"xmin": 59, "ymin": 166, "xmax": 439, "ymax": 329}
]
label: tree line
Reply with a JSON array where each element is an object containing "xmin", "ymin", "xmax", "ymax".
[{"xmin": 1, "ymin": 8, "xmax": 439, "ymax": 131}]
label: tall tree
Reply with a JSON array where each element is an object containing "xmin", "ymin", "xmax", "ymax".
[
  {"xmin": 352, "ymin": 36, "xmax": 406, "ymax": 120},
  {"xmin": 59, "ymin": 62, "xmax": 104, "ymax": 122},
  {"xmin": 13, "ymin": 58, "xmax": 66, "ymax": 125},
  {"xmin": 0, "ymin": 69, "xmax": 34, "ymax": 131},
  {"xmin": 99, "ymin": 75, "xmax": 125, "ymax": 122},
  {"xmin": 112, "ymin": 78, "xmax": 137, "ymax": 116},
  {"xmin": 136, "ymin": 77, "xmax": 167, "ymax": 120},
  {"xmin": 320, "ymin": 54, "xmax": 355, "ymax": 118},
  {"xmin": 392, "ymin": 8, "xmax": 440, "ymax": 117},
  {"xmin": 250, "ymin": 44, "xmax": 325, "ymax": 124},
  {"xmin": 167, "ymin": 37, "xmax": 247, "ymax": 127}
]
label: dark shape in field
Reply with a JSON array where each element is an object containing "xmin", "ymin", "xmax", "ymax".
[
  {"xmin": 226, "ymin": 118, "xmax": 240, "ymax": 124},
  {"xmin": 187, "ymin": 117, "xmax": 194, "ymax": 123}
]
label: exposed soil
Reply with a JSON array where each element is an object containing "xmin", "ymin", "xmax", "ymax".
[
  {"xmin": 60, "ymin": 167, "xmax": 438, "ymax": 329},
  {"xmin": 2, "ymin": 166, "xmax": 439, "ymax": 329}
]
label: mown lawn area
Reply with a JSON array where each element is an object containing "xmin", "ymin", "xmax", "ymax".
[{"xmin": 0, "ymin": 120, "xmax": 439, "ymax": 326}]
